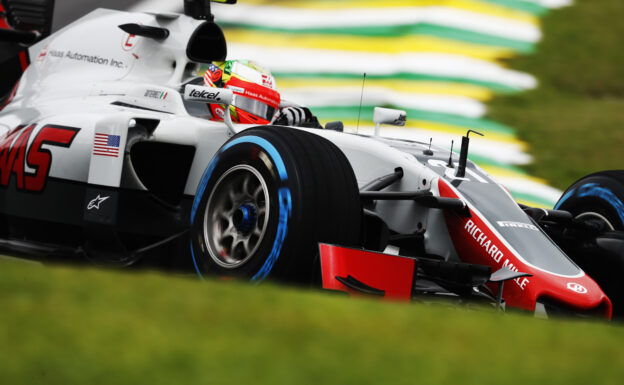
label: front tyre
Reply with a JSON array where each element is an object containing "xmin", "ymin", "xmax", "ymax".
[{"xmin": 190, "ymin": 126, "xmax": 361, "ymax": 283}]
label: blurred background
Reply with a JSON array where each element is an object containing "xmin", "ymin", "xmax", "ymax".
[
  {"xmin": 4, "ymin": 2, "xmax": 624, "ymax": 383},
  {"xmin": 48, "ymin": 0, "xmax": 624, "ymax": 206}
]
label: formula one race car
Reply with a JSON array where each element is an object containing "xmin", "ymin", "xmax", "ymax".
[{"xmin": 1, "ymin": 0, "xmax": 623, "ymax": 320}]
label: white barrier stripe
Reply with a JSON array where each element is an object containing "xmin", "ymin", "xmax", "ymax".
[
  {"xmin": 213, "ymin": 5, "xmax": 540, "ymax": 43},
  {"xmin": 495, "ymin": 176, "xmax": 563, "ymax": 203},
  {"xmin": 281, "ymin": 88, "xmax": 486, "ymax": 118},
  {"xmin": 521, "ymin": 0, "xmax": 572, "ymax": 8},
  {"xmin": 228, "ymin": 43, "xmax": 537, "ymax": 90},
  {"xmin": 353, "ymin": 125, "xmax": 532, "ymax": 165}
]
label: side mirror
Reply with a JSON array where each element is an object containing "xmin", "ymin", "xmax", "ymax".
[
  {"xmin": 373, "ymin": 107, "xmax": 406, "ymax": 136},
  {"xmin": 325, "ymin": 121, "xmax": 344, "ymax": 132}
]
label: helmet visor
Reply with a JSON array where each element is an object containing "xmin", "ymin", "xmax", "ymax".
[{"xmin": 234, "ymin": 95, "xmax": 277, "ymax": 122}]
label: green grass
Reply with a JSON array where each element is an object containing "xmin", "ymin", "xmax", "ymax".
[
  {"xmin": 1, "ymin": 258, "xmax": 623, "ymax": 385},
  {"xmin": 488, "ymin": 0, "xmax": 624, "ymax": 190}
]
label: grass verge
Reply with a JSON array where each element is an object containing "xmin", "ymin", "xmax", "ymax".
[{"xmin": 1, "ymin": 259, "xmax": 622, "ymax": 385}]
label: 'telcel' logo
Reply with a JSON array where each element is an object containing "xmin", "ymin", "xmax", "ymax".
[
  {"xmin": 189, "ymin": 89, "xmax": 222, "ymax": 101},
  {"xmin": 567, "ymin": 282, "xmax": 587, "ymax": 294}
]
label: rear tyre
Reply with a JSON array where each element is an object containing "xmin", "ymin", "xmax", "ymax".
[
  {"xmin": 555, "ymin": 170, "xmax": 624, "ymax": 317},
  {"xmin": 190, "ymin": 126, "xmax": 361, "ymax": 283}
]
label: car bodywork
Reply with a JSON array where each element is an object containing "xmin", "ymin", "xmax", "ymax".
[{"xmin": 0, "ymin": 1, "xmax": 612, "ymax": 318}]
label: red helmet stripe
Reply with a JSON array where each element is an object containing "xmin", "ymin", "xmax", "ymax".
[{"xmin": 226, "ymin": 77, "xmax": 280, "ymax": 108}]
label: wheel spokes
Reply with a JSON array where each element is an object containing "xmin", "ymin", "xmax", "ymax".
[{"xmin": 203, "ymin": 165, "xmax": 271, "ymax": 269}]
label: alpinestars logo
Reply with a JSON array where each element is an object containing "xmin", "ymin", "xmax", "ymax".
[{"xmin": 87, "ymin": 194, "xmax": 110, "ymax": 210}]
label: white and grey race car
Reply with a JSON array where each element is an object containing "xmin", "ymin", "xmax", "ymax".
[{"xmin": 2, "ymin": 0, "xmax": 624, "ymax": 320}]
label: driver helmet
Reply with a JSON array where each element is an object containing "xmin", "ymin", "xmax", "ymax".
[{"xmin": 202, "ymin": 60, "xmax": 281, "ymax": 124}]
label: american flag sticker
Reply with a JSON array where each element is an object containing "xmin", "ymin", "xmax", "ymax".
[{"xmin": 93, "ymin": 133, "xmax": 121, "ymax": 157}]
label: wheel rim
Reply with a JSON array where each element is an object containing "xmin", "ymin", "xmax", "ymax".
[
  {"xmin": 203, "ymin": 165, "xmax": 270, "ymax": 269},
  {"xmin": 575, "ymin": 211, "xmax": 615, "ymax": 231}
]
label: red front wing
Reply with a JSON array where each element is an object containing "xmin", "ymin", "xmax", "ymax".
[{"xmin": 319, "ymin": 243, "xmax": 415, "ymax": 301}]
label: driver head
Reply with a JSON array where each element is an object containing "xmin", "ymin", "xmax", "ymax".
[{"xmin": 202, "ymin": 60, "xmax": 280, "ymax": 124}]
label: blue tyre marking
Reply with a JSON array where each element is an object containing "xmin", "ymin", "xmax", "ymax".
[
  {"xmin": 252, "ymin": 187, "xmax": 292, "ymax": 282},
  {"xmin": 191, "ymin": 155, "xmax": 219, "ymax": 224},
  {"xmin": 222, "ymin": 136, "xmax": 289, "ymax": 181},
  {"xmin": 554, "ymin": 187, "xmax": 575, "ymax": 210},
  {"xmin": 190, "ymin": 240, "xmax": 204, "ymax": 279},
  {"xmin": 190, "ymin": 134, "xmax": 291, "ymax": 282},
  {"xmin": 576, "ymin": 183, "xmax": 624, "ymax": 224}
]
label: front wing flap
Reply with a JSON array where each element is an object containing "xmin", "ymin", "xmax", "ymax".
[{"xmin": 319, "ymin": 243, "xmax": 520, "ymax": 306}]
